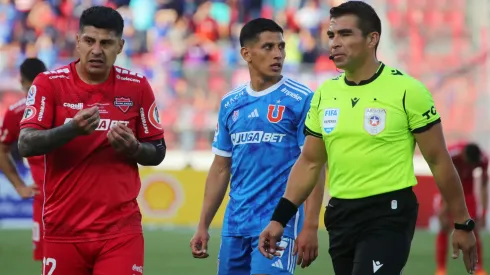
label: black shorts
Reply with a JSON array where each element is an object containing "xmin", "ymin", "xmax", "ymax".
[{"xmin": 324, "ymin": 187, "xmax": 418, "ymax": 275}]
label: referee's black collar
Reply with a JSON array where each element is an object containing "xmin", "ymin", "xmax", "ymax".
[{"xmin": 344, "ymin": 62, "xmax": 385, "ymax": 86}]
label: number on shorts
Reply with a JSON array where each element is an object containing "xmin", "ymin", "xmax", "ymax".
[{"xmin": 43, "ymin": 257, "xmax": 56, "ymax": 275}]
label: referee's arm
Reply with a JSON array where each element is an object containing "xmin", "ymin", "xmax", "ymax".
[{"xmin": 283, "ymin": 135, "xmax": 327, "ymax": 208}]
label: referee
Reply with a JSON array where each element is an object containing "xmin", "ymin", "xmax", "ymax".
[{"xmin": 258, "ymin": 1, "xmax": 478, "ymax": 274}]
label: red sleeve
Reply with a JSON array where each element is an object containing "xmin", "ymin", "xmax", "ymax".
[
  {"xmin": 137, "ymin": 77, "xmax": 164, "ymax": 141},
  {"xmin": 481, "ymin": 154, "xmax": 488, "ymax": 182},
  {"xmin": 19, "ymin": 75, "xmax": 55, "ymax": 130},
  {"xmin": 0, "ymin": 108, "xmax": 20, "ymax": 145}
]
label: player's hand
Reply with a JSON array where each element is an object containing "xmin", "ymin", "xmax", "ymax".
[
  {"xmin": 294, "ymin": 227, "xmax": 318, "ymax": 268},
  {"xmin": 15, "ymin": 184, "xmax": 39, "ymax": 199},
  {"xmin": 71, "ymin": 106, "xmax": 100, "ymax": 135},
  {"xmin": 107, "ymin": 123, "xmax": 139, "ymax": 155},
  {"xmin": 452, "ymin": 229, "xmax": 478, "ymax": 273},
  {"xmin": 190, "ymin": 228, "xmax": 210, "ymax": 259},
  {"xmin": 258, "ymin": 221, "xmax": 285, "ymax": 259}
]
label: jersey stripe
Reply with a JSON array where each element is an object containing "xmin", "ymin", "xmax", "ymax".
[
  {"xmin": 284, "ymin": 83, "xmax": 309, "ymax": 96},
  {"xmin": 285, "ymin": 79, "xmax": 314, "ymax": 94},
  {"xmin": 222, "ymin": 84, "xmax": 247, "ymax": 100}
]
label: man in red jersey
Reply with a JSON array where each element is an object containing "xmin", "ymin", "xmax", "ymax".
[
  {"xmin": 17, "ymin": 6, "xmax": 166, "ymax": 275},
  {"xmin": 435, "ymin": 142, "xmax": 488, "ymax": 275},
  {"xmin": 0, "ymin": 57, "xmax": 46, "ymax": 261}
]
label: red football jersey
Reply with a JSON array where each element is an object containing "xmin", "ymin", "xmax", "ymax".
[
  {"xmin": 0, "ymin": 97, "xmax": 44, "ymax": 198},
  {"xmin": 448, "ymin": 142, "xmax": 489, "ymax": 196},
  {"xmin": 19, "ymin": 61, "xmax": 164, "ymax": 243}
]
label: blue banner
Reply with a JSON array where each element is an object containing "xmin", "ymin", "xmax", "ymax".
[{"xmin": 0, "ymin": 160, "xmax": 34, "ymax": 221}]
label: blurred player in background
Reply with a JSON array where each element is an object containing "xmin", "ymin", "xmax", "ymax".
[
  {"xmin": 17, "ymin": 6, "xmax": 166, "ymax": 275},
  {"xmin": 436, "ymin": 142, "xmax": 488, "ymax": 275},
  {"xmin": 190, "ymin": 18, "xmax": 326, "ymax": 275},
  {"xmin": 0, "ymin": 57, "xmax": 46, "ymax": 262}
]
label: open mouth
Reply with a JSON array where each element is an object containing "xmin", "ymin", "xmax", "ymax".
[{"xmin": 270, "ymin": 63, "xmax": 282, "ymax": 70}]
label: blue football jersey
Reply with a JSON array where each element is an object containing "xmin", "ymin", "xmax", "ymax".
[{"xmin": 212, "ymin": 76, "xmax": 314, "ymax": 238}]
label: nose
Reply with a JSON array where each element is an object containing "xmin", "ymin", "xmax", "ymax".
[
  {"xmin": 272, "ymin": 46, "xmax": 284, "ymax": 60},
  {"xmin": 330, "ymin": 36, "xmax": 341, "ymax": 51},
  {"xmin": 91, "ymin": 42, "xmax": 103, "ymax": 55}
]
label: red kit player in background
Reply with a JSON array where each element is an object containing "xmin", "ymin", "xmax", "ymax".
[
  {"xmin": 435, "ymin": 142, "xmax": 488, "ymax": 275},
  {"xmin": 18, "ymin": 6, "xmax": 166, "ymax": 275},
  {"xmin": 0, "ymin": 58, "xmax": 46, "ymax": 262}
]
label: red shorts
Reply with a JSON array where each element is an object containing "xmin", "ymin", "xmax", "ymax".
[
  {"xmin": 32, "ymin": 197, "xmax": 43, "ymax": 261},
  {"xmin": 43, "ymin": 234, "xmax": 144, "ymax": 275}
]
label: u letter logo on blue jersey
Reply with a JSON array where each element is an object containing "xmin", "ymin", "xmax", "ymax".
[{"xmin": 267, "ymin": 104, "xmax": 285, "ymax": 123}]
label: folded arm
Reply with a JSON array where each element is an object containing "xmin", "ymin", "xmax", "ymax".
[{"xmin": 18, "ymin": 125, "xmax": 79, "ymax": 157}]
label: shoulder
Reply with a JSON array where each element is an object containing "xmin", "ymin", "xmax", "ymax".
[
  {"xmin": 281, "ymin": 77, "xmax": 314, "ymax": 103},
  {"xmin": 220, "ymin": 82, "xmax": 248, "ymax": 109},
  {"xmin": 382, "ymin": 64, "xmax": 427, "ymax": 91},
  {"xmin": 7, "ymin": 98, "xmax": 26, "ymax": 114},
  {"xmin": 114, "ymin": 66, "xmax": 149, "ymax": 87},
  {"xmin": 448, "ymin": 143, "xmax": 465, "ymax": 157},
  {"xmin": 40, "ymin": 65, "xmax": 71, "ymax": 83},
  {"xmin": 316, "ymin": 73, "xmax": 344, "ymax": 93}
]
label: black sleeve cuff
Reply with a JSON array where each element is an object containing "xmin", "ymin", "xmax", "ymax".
[
  {"xmin": 304, "ymin": 126, "xmax": 322, "ymax": 139},
  {"xmin": 411, "ymin": 118, "xmax": 441, "ymax": 134}
]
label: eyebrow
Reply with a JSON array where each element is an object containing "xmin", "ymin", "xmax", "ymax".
[
  {"xmin": 261, "ymin": 41, "xmax": 286, "ymax": 47},
  {"xmin": 327, "ymin": 28, "xmax": 354, "ymax": 36}
]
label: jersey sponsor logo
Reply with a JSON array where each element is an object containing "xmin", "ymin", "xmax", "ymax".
[
  {"xmin": 116, "ymin": 74, "xmax": 141, "ymax": 83},
  {"xmin": 323, "ymin": 108, "xmax": 339, "ymax": 134},
  {"xmin": 148, "ymin": 102, "xmax": 163, "ymax": 130},
  {"xmin": 63, "ymin": 118, "xmax": 129, "ymax": 131},
  {"xmin": 63, "ymin": 103, "xmax": 83, "ymax": 110},
  {"xmin": 232, "ymin": 110, "xmax": 239, "ymax": 122},
  {"xmin": 38, "ymin": 97, "xmax": 46, "ymax": 121},
  {"xmin": 230, "ymin": 131, "xmax": 286, "ymax": 145},
  {"xmin": 224, "ymin": 91, "xmax": 245, "ymax": 108},
  {"xmin": 21, "ymin": 106, "xmax": 37, "ymax": 121},
  {"xmin": 351, "ymin": 97, "xmax": 360, "ymax": 107},
  {"xmin": 26, "ymin": 85, "xmax": 36, "ymax": 106},
  {"xmin": 267, "ymin": 104, "xmax": 285, "ymax": 123},
  {"xmin": 364, "ymin": 108, "xmax": 386, "ymax": 135},
  {"xmin": 140, "ymin": 108, "xmax": 150, "ymax": 134},
  {"xmin": 113, "ymin": 97, "xmax": 133, "ymax": 113},
  {"xmin": 281, "ymin": 88, "xmax": 302, "ymax": 101},
  {"xmin": 132, "ymin": 264, "xmax": 143, "ymax": 273},
  {"xmin": 422, "ymin": 106, "xmax": 437, "ymax": 120}
]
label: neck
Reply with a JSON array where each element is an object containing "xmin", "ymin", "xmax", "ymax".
[
  {"xmin": 344, "ymin": 57, "xmax": 380, "ymax": 84},
  {"xmin": 75, "ymin": 62, "xmax": 110, "ymax": 85},
  {"xmin": 250, "ymin": 74, "xmax": 282, "ymax": 92}
]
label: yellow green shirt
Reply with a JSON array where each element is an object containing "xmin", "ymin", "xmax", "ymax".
[{"xmin": 305, "ymin": 63, "xmax": 441, "ymax": 199}]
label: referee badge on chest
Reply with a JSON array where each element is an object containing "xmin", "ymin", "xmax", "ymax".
[
  {"xmin": 323, "ymin": 108, "xmax": 340, "ymax": 134},
  {"xmin": 364, "ymin": 108, "xmax": 386, "ymax": 135}
]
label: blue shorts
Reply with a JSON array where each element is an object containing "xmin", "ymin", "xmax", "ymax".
[{"xmin": 217, "ymin": 235, "xmax": 297, "ymax": 275}]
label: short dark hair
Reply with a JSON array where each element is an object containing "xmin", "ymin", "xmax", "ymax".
[
  {"xmin": 330, "ymin": 1, "xmax": 382, "ymax": 50},
  {"xmin": 79, "ymin": 6, "xmax": 124, "ymax": 37},
  {"xmin": 20, "ymin": 58, "xmax": 47, "ymax": 82},
  {"xmin": 464, "ymin": 143, "xmax": 482, "ymax": 164},
  {"xmin": 239, "ymin": 18, "xmax": 283, "ymax": 47}
]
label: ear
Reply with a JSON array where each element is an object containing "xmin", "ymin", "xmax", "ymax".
[
  {"xmin": 118, "ymin": 38, "xmax": 125, "ymax": 54},
  {"xmin": 76, "ymin": 33, "xmax": 80, "ymax": 51},
  {"xmin": 367, "ymin": 32, "xmax": 380, "ymax": 49},
  {"xmin": 240, "ymin": 46, "xmax": 252, "ymax": 63}
]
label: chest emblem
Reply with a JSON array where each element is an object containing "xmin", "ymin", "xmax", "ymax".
[
  {"xmin": 364, "ymin": 108, "xmax": 386, "ymax": 135},
  {"xmin": 113, "ymin": 97, "xmax": 134, "ymax": 113},
  {"xmin": 323, "ymin": 108, "xmax": 339, "ymax": 134},
  {"xmin": 267, "ymin": 104, "xmax": 285, "ymax": 123}
]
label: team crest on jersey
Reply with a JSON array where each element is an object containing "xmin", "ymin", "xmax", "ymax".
[
  {"xmin": 364, "ymin": 108, "xmax": 386, "ymax": 135},
  {"xmin": 113, "ymin": 97, "xmax": 134, "ymax": 113},
  {"xmin": 148, "ymin": 101, "xmax": 163, "ymax": 130},
  {"xmin": 26, "ymin": 85, "xmax": 36, "ymax": 106},
  {"xmin": 21, "ymin": 106, "xmax": 37, "ymax": 121},
  {"xmin": 267, "ymin": 104, "xmax": 285, "ymax": 123},
  {"xmin": 323, "ymin": 108, "xmax": 339, "ymax": 134},
  {"xmin": 232, "ymin": 110, "xmax": 239, "ymax": 122}
]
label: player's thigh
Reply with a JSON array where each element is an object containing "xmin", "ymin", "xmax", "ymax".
[
  {"xmin": 352, "ymin": 229, "xmax": 414, "ymax": 275},
  {"xmin": 250, "ymin": 236, "xmax": 297, "ymax": 275},
  {"xmin": 93, "ymin": 234, "xmax": 144, "ymax": 275},
  {"xmin": 32, "ymin": 199, "xmax": 43, "ymax": 261},
  {"xmin": 218, "ymin": 236, "xmax": 252, "ymax": 275},
  {"xmin": 43, "ymin": 242, "xmax": 91, "ymax": 275}
]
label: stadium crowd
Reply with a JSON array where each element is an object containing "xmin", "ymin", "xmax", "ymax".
[{"xmin": 0, "ymin": 0, "xmax": 488, "ymax": 150}]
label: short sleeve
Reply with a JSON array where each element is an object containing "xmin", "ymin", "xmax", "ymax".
[
  {"xmin": 211, "ymin": 104, "xmax": 232, "ymax": 157},
  {"xmin": 304, "ymin": 89, "xmax": 322, "ymax": 138},
  {"xmin": 137, "ymin": 77, "xmax": 164, "ymax": 141},
  {"xmin": 297, "ymin": 92, "xmax": 314, "ymax": 148},
  {"xmin": 19, "ymin": 75, "xmax": 55, "ymax": 130},
  {"xmin": 0, "ymin": 108, "xmax": 20, "ymax": 145},
  {"xmin": 405, "ymin": 82, "xmax": 441, "ymax": 133}
]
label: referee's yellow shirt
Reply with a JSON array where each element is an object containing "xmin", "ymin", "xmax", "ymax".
[{"xmin": 305, "ymin": 63, "xmax": 441, "ymax": 199}]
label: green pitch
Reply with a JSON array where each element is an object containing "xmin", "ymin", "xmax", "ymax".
[{"xmin": 0, "ymin": 229, "xmax": 488, "ymax": 274}]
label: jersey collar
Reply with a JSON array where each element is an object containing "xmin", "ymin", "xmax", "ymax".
[
  {"xmin": 246, "ymin": 76, "xmax": 287, "ymax": 97},
  {"xmin": 344, "ymin": 62, "xmax": 385, "ymax": 86}
]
